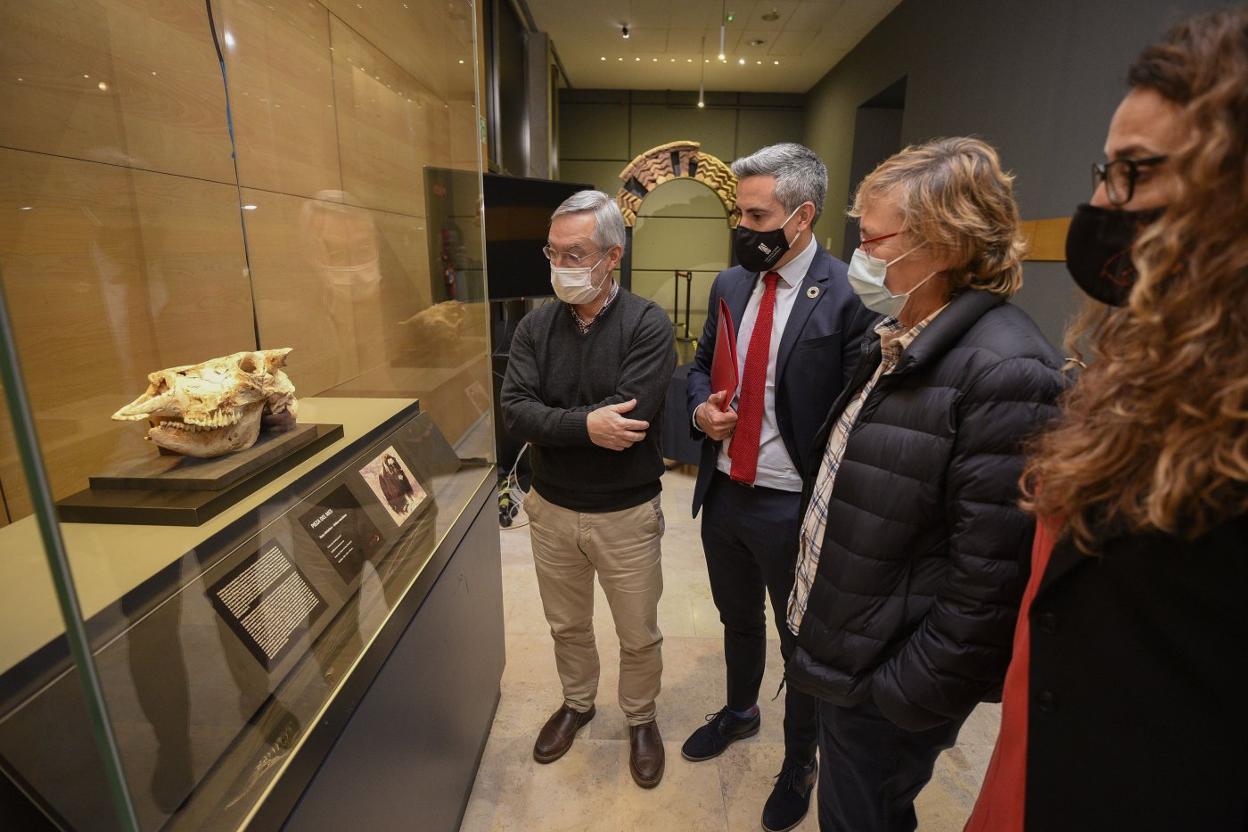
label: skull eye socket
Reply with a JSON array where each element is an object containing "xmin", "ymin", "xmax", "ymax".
[{"xmin": 239, "ymin": 355, "xmax": 258, "ymax": 373}]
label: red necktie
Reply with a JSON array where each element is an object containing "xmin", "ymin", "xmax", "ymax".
[{"xmin": 729, "ymin": 271, "xmax": 780, "ymax": 484}]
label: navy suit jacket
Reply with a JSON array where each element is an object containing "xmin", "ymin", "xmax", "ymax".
[{"xmin": 686, "ymin": 244, "xmax": 874, "ymax": 517}]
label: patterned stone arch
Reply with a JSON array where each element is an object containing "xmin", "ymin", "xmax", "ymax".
[{"xmin": 615, "ymin": 141, "xmax": 738, "ymax": 227}]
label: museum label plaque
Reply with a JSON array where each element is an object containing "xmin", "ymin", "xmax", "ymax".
[
  {"xmin": 298, "ymin": 486, "xmax": 382, "ymax": 583},
  {"xmin": 209, "ymin": 540, "xmax": 328, "ymax": 670}
]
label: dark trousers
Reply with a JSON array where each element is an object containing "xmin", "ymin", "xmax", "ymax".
[
  {"xmin": 816, "ymin": 698, "xmax": 964, "ymax": 832},
  {"xmin": 701, "ymin": 471, "xmax": 817, "ymax": 765}
]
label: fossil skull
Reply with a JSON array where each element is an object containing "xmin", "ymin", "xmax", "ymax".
[{"xmin": 112, "ymin": 349, "xmax": 298, "ymax": 458}]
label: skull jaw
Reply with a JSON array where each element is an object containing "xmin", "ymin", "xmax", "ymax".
[{"xmin": 147, "ymin": 405, "xmax": 264, "ymax": 459}]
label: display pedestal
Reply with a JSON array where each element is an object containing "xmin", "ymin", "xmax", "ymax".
[{"xmin": 55, "ymin": 424, "xmax": 344, "ymax": 526}]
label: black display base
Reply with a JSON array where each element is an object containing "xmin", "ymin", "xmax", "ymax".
[
  {"xmin": 55, "ymin": 424, "xmax": 344, "ymax": 527},
  {"xmin": 89, "ymin": 423, "xmax": 324, "ymax": 492}
]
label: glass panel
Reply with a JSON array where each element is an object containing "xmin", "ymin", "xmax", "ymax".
[{"xmin": 0, "ymin": 0, "xmax": 491, "ymax": 827}]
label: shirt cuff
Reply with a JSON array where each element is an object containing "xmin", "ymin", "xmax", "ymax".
[{"xmin": 691, "ymin": 402, "xmax": 705, "ymax": 434}]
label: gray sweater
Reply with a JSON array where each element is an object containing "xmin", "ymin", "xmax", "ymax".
[{"xmin": 500, "ymin": 290, "xmax": 676, "ymax": 512}]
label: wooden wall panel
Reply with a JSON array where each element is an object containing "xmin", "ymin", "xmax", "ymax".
[
  {"xmin": 330, "ymin": 17, "xmax": 450, "ymax": 217},
  {"xmin": 244, "ymin": 189, "xmax": 434, "ymax": 397},
  {"xmin": 0, "ymin": 150, "xmax": 256, "ymax": 518},
  {"xmin": 321, "ymin": 0, "xmax": 477, "ymax": 100},
  {"xmin": 0, "ymin": 0, "xmax": 235, "ymax": 183},
  {"xmin": 214, "ymin": 0, "xmax": 344, "ymax": 198}
]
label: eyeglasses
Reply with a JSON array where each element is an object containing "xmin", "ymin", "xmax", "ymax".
[
  {"xmin": 859, "ymin": 230, "xmax": 902, "ymax": 256},
  {"xmin": 541, "ymin": 245, "xmax": 602, "ymax": 267},
  {"xmin": 1092, "ymin": 155, "xmax": 1168, "ymax": 206}
]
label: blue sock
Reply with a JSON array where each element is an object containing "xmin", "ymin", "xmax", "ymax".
[{"xmin": 729, "ymin": 704, "xmax": 759, "ymax": 720}]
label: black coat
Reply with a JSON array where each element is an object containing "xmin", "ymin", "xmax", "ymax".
[
  {"xmin": 1025, "ymin": 516, "xmax": 1248, "ymax": 830},
  {"xmin": 787, "ymin": 290, "xmax": 1065, "ymax": 731},
  {"xmin": 686, "ymin": 244, "xmax": 874, "ymax": 516}
]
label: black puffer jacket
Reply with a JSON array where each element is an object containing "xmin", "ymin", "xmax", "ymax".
[{"xmin": 787, "ymin": 290, "xmax": 1065, "ymax": 731}]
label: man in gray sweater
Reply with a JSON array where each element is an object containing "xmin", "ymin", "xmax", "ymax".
[{"xmin": 500, "ymin": 190, "xmax": 676, "ymax": 789}]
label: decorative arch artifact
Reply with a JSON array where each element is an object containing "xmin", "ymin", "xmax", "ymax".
[{"xmin": 615, "ymin": 141, "xmax": 739, "ymax": 227}]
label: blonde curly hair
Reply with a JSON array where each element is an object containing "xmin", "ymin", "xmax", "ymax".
[
  {"xmin": 1023, "ymin": 8, "xmax": 1248, "ymax": 552},
  {"xmin": 849, "ymin": 136, "xmax": 1028, "ymax": 298}
]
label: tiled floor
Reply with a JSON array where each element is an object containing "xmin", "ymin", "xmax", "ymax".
[{"xmin": 461, "ymin": 469, "xmax": 999, "ymax": 832}]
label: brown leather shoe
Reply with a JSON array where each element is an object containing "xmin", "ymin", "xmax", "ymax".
[
  {"xmin": 629, "ymin": 721, "xmax": 665, "ymax": 788},
  {"xmin": 533, "ymin": 704, "xmax": 595, "ymax": 764}
]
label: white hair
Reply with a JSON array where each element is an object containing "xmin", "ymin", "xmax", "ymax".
[
  {"xmin": 731, "ymin": 143, "xmax": 828, "ymax": 220},
  {"xmin": 551, "ymin": 190, "xmax": 626, "ymax": 251}
]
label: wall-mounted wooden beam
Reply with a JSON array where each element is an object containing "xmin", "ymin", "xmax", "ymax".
[{"xmin": 1021, "ymin": 217, "xmax": 1071, "ymax": 261}]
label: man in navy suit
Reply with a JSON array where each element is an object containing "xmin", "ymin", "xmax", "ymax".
[{"xmin": 683, "ymin": 143, "xmax": 872, "ymax": 832}]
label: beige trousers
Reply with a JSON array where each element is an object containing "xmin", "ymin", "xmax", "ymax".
[{"xmin": 526, "ymin": 489, "xmax": 664, "ymax": 726}]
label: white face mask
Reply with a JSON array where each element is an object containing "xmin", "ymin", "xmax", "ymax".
[
  {"xmin": 846, "ymin": 244, "xmax": 937, "ymax": 318},
  {"xmin": 550, "ymin": 255, "xmax": 609, "ymax": 305}
]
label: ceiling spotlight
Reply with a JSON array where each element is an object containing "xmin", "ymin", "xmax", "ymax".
[
  {"xmin": 749, "ymin": 38, "xmax": 765, "ymax": 47},
  {"xmin": 761, "ymin": 8, "xmax": 780, "ymax": 21},
  {"xmin": 601, "ymin": 56, "xmax": 606, "ymax": 61},
  {"xmin": 699, "ymin": 35, "xmax": 706, "ymax": 108},
  {"xmin": 635, "ymin": 57, "xmax": 641, "ymax": 61},
  {"xmin": 621, "ymin": 24, "xmax": 630, "ymax": 39},
  {"xmin": 738, "ymin": 57, "xmax": 746, "ymax": 65},
  {"xmin": 773, "ymin": 59, "xmax": 780, "ymax": 65},
  {"xmin": 718, "ymin": 0, "xmax": 726, "ymax": 60},
  {"xmin": 652, "ymin": 57, "xmax": 658, "ymax": 62}
]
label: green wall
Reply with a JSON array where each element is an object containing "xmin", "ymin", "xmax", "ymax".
[{"xmin": 558, "ymin": 89, "xmax": 804, "ymax": 338}]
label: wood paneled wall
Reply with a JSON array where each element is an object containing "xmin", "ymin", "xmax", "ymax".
[{"xmin": 0, "ymin": 0, "xmax": 487, "ymax": 523}]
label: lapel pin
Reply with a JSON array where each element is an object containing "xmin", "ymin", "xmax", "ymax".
[{"xmin": 807, "ymin": 286, "xmax": 820, "ymax": 299}]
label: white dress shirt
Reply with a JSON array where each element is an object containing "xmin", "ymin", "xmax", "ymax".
[{"xmin": 702, "ymin": 234, "xmax": 817, "ymax": 492}]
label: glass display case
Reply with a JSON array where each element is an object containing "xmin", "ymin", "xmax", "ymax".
[{"xmin": 0, "ymin": 0, "xmax": 495, "ymax": 829}]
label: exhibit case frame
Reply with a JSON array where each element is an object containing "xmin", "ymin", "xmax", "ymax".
[{"xmin": 0, "ymin": 1, "xmax": 503, "ymax": 829}]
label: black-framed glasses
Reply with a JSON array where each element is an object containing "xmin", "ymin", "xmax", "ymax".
[
  {"xmin": 541, "ymin": 245, "xmax": 602, "ymax": 267},
  {"xmin": 1092, "ymin": 155, "xmax": 1168, "ymax": 206}
]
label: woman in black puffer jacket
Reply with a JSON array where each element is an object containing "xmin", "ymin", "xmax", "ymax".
[{"xmin": 782, "ymin": 137, "xmax": 1065, "ymax": 832}]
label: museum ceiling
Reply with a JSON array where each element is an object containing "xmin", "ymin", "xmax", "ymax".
[{"xmin": 528, "ymin": 0, "xmax": 903, "ymax": 94}]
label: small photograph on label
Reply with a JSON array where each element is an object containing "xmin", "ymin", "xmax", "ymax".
[{"xmin": 359, "ymin": 445, "xmax": 426, "ymax": 526}]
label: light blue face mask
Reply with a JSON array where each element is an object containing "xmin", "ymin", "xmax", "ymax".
[{"xmin": 846, "ymin": 244, "xmax": 937, "ymax": 318}]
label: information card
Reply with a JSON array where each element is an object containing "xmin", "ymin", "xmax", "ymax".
[
  {"xmin": 298, "ymin": 485, "xmax": 382, "ymax": 582},
  {"xmin": 209, "ymin": 540, "xmax": 328, "ymax": 670}
]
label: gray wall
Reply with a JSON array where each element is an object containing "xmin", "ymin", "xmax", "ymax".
[{"xmin": 803, "ymin": 0, "xmax": 1221, "ymax": 346}]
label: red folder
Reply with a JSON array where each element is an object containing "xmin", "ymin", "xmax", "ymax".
[{"xmin": 710, "ymin": 297, "xmax": 738, "ymax": 410}]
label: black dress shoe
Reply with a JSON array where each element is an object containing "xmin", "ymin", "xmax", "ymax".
[
  {"xmin": 761, "ymin": 758, "xmax": 818, "ymax": 832},
  {"xmin": 533, "ymin": 704, "xmax": 595, "ymax": 763},
  {"xmin": 680, "ymin": 707, "xmax": 761, "ymax": 762}
]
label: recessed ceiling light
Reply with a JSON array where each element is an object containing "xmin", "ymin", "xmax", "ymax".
[
  {"xmin": 652, "ymin": 57, "xmax": 658, "ymax": 62},
  {"xmin": 749, "ymin": 39, "xmax": 765, "ymax": 47},
  {"xmin": 738, "ymin": 57, "xmax": 746, "ymax": 65},
  {"xmin": 618, "ymin": 57, "xmax": 624, "ymax": 61},
  {"xmin": 601, "ymin": 56, "xmax": 606, "ymax": 60},
  {"xmin": 756, "ymin": 60, "xmax": 762, "ymax": 64},
  {"xmin": 773, "ymin": 60, "xmax": 780, "ymax": 65},
  {"xmin": 686, "ymin": 58, "xmax": 692, "ymax": 63},
  {"xmin": 761, "ymin": 8, "xmax": 780, "ymax": 21},
  {"xmin": 635, "ymin": 57, "xmax": 641, "ymax": 61}
]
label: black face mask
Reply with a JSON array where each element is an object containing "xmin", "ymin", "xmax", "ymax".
[
  {"xmin": 1065, "ymin": 203, "xmax": 1165, "ymax": 306},
  {"xmin": 733, "ymin": 206, "xmax": 800, "ymax": 273}
]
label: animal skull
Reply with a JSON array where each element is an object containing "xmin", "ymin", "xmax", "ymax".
[{"xmin": 112, "ymin": 349, "xmax": 299, "ymax": 458}]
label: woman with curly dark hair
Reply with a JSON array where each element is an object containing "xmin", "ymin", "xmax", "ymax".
[{"xmin": 968, "ymin": 8, "xmax": 1248, "ymax": 830}]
